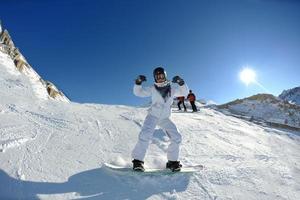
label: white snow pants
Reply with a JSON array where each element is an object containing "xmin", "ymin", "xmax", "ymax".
[{"xmin": 132, "ymin": 114, "xmax": 182, "ymax": 161}]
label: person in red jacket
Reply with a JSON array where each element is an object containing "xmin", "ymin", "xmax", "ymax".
[
  {"xmin": 187, "ymin": 90, "xmax": 197, "ymax": 112},
  {"xmin": 177, "ymin": 96, "xmax": 187, "ymax": 111}
]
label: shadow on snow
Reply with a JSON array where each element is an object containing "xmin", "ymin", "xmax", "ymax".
[{"xmin": 0, "ymin": 164, "xmax": 191, "ymax": 199}]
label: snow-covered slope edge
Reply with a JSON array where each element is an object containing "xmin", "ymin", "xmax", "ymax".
[
  {"xmin": 1, "ymin": 52, "xmax": 300, "ymax": 199},
  {"xmin": 0, "ymin": 22, "xmax": 69, "ymax": 102},
  {"xmin": 218, "ymin": 93, "xmax": 300, "ymax": 130}
]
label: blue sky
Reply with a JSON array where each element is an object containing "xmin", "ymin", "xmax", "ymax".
[{"xmin": 1, "ymin": 0, "xmax": 299, "ymax": 105}]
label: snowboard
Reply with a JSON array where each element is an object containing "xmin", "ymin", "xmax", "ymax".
[{"xmin": 103, "ymin": 163, "xmax": 204, "ymax": 175}]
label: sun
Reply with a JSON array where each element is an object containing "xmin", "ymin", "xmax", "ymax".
[{"xmin": 239, "ymin": 68, "xmax": 256, "ymax": 86}]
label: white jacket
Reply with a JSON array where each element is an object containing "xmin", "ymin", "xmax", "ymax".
[{"xmin": 133, "ymin": 81, "xmax": 189, "ymax": 119}]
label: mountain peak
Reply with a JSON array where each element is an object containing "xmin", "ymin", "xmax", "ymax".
[
  {"xmin": 278, "ymin": 86, "xmax": 300, "ymax": 105},
  {"xmin": 0, "ymin": 21, "xmax": 69, "ymax": 102}
]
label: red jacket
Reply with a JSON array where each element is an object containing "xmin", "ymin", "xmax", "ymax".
[{"xmin": 187, "ymin": 93, "xmax": 196, "ymax": 102}]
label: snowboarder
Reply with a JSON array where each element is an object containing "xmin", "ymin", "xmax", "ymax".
[
  {"xmin": 177, "ymin": 96, "xmax": 187, "ymax": 111},
  {"xmin": 187, "ymin": 90, "xmax": 197, "ymax": 112},
  {"xmin": 132, "ymin": 67, "xmax": 189, "ymax": 172}
]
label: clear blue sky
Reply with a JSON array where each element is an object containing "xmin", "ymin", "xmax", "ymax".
[{"xmin": 1, "ymin": 0, "xmax": 299, "ymax": 105}]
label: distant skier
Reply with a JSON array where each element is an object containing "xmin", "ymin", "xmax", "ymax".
[
  {"xmin": 132, "ymin": 67, "xmax": 189, "ymax": 172},
  {"xmin": 177, "ymin": 96, "xmax": 187, "ymax": 111},
  {"xmin": 187, "ymin": 90, "xmax": 198, "ymax": 112}
]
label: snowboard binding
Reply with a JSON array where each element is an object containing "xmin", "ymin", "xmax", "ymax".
[
  {"xmin": 166, "ymin": 160, "xmax": 182, "ymax": 172},
  {"xmin": 132, "ymin": 159, "xmax": 145, "ymax": 172}
]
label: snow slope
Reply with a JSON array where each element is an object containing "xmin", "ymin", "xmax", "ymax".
[{"xmin": 0, "ymin": 51, "xmax": 300, "ymax": 200}]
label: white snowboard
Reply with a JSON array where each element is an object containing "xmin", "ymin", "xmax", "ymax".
[{"xmin": 103, "ymin": 163, "xmax": 204, "ymax": 175}]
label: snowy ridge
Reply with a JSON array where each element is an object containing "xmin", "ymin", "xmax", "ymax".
[
  {"xmin": 218, "ymin": 94, "xmax": 300, "ymax": 129},
  {"xmin": 0, "ymin": 51, "xmax": 300, "ymax": 199},
  {"xmin": 279, "ymin": 86, "xmax": 300, "ymax": 105},
  {"xmin": 0, "ymin": 24, "xmax": 69, "ymax": 102}
]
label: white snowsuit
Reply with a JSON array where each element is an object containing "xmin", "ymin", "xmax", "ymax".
[{"xmin": 132, "ymin": 81, "xmax": 189, "ymax": 161}]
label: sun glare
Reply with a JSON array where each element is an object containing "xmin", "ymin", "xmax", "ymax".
[{"xmin": 239, "ymin": 68, "xmax": 256, "ymax": 86}]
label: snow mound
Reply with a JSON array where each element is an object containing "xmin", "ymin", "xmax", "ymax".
[{"xmin": 0, "ymin": 138, "xmax": 30, "ymax": 152}]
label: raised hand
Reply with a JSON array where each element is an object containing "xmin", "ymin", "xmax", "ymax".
[
  {"xmin": 172, "ymin": 76, "xmax": 185, "ymax": 86},
  {"xmin": 135, "ymin": 75, "xmax": 147, "ymax": 85}
]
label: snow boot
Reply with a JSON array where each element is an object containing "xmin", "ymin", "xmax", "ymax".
[
  {"xmin": 132, "ymin": 159, "xmax": 145, "ymax": 172},
  {"xmin": 166, "ymin": 160, "xmax": 182, "ymax": 172}
]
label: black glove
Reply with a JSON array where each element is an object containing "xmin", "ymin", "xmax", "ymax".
[
  {"xmin": 135, "ymin": 75, "xmax": 147, "ymax": 85},
  {"xmin": 172, "ymin": 76, "xmax": 185, "ymax": 86}
]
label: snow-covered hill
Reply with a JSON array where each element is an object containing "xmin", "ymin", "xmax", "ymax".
[
  {"xmin": 218, "ymin": 94, "xmax": 300, "ymax": 130},
  {"xmin": 1, "ymin": 50, "xmax": 300, "ymax": 199},
  {"xmin": 279, "ymin": 87, "xmax": 300, "ymax": 105},
  {"xmin": 0, "ymin": 23, "xmax": 69, "ymax": 102}
]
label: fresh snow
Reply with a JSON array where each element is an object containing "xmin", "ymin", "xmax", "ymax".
[{"xmin": 0, "ymin": 51, "xmax": 300, "ymax": 200}]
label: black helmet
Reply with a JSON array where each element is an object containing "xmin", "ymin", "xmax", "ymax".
[{"xmin": 153, "ymin": 67, "xmax": 167, "ymax": 82}]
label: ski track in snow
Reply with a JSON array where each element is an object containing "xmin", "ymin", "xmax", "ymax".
[{"xmin": 0, "ymin": 138, "xmax": 30, "ymax": 152}]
